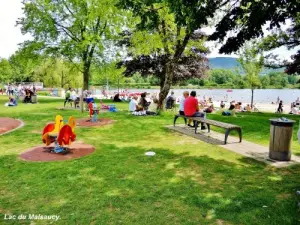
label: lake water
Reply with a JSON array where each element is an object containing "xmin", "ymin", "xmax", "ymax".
[{"xmin": 111, "ymin": 88, "xmax": 300, "ymax": 104}]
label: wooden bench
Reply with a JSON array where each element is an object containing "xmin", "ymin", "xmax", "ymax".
[{"xmin": 174, "ymin": 114, "xmax": 242, "ymax": 144}]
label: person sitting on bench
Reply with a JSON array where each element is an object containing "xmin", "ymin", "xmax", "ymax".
[
  {"xmin": 184, "ymin": 91, "xmax": 205, "ymax": 129},
  {"xmin": 179, "ymin": 91, "xmax": 189, "ymax": 116}
]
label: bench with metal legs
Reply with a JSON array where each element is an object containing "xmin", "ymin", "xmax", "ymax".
[{"xmin": 174, "ymin": 114, "xmax": 242, "ymax": 145}]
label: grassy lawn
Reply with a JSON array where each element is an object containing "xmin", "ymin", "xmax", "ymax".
[{"xmin": 0, "ymin": 95, "xmax": 299, "ymax": 225}]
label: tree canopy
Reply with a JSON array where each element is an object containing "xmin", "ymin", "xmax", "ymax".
[
  {"xmin": 117, "ymin": 0, "xmax": 230, "ymax": 107},
  {"xmin": 209, "ymin": 0, "xmax": 300, "ymax": 74},
  {"xmin": 18, "ymin": 0, "xmax": 125, "ymax": 89}
]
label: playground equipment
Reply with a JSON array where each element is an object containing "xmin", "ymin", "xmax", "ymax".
[
  {"xmin": 88, "ymin": 102, "xmax": 99, "ymax": 122},
  {"xmin": 42, "ymin": 115, "xmax": 76, "ymax": 153}
]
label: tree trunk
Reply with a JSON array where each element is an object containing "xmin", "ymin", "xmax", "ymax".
[
  {"xmin": 81, "ymin": 61, "xmax": 90, "ymax": 113},
  {"xmin": 251, "ymin": 89, "xmax": 254, "ymax": 108},
  {"xmin": 158, "ymin": 62, "xmax": 173, "ymax": 110},
  {"xmin": 83, "ymin": 64, "xmax": 89, "ymax": 90}
]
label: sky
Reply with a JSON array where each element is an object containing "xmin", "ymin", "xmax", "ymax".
[{"xmin": 0, "ymin": 0, "xmax": 299, "ymax": 60}]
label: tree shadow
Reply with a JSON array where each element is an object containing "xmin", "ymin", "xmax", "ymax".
[{"xmin": 0, "ymin": 143, "xmax": 299, "ymax": 224}]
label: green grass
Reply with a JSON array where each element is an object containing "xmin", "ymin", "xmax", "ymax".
[{"xmin": 0, "ymin": 95, "xmax": 299, "ymax": 225}]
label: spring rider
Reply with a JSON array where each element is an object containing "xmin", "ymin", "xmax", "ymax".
[
  {"xmin": 88, "ymin": 101, "xmax": 99, "ymax": 122},
  {"xmin": 42, "ymin": 115, "xmax": 76, "ymax": 153}
]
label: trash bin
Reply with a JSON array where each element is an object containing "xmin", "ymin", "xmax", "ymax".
[
  {"xmin": 269, "ymin": 118, "xmax": 296, "ymax": 161},
  {"xmin": 31, "ymin": 95, "xmax": 37, "ymax": 104}
]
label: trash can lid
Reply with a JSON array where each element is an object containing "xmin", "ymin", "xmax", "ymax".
[{"xmin": 270, "ymin": 118, "xmax": 296, "ymax": 127}]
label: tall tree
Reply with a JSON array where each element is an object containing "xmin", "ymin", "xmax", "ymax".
[
  {"xmin": 209, "ymin": 0, "xmax": 300, "ymax": 74},
  {"xmin": 18, "ymin": 0, "xmax": 124, "ymax": 90},
  {"xmin": 238, "ymin": 44, "xmax": 263, "ymax": 107},
  {"xmin": 0, "ymin": 58, "xmax": 13, "ymax": 83},
  {"xmin": 117, "ymin": 0, "xmax": 228, "ymax": 108}
]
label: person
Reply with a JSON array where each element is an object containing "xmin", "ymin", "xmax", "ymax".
[
  {"xmin": 235, "ymin": 102, "xmax": 242, "ymax": 112},
  {"xmin": 32, "ymin": 85, "xmax": 36, "ymax": 95},
  {"xmin": 291, "ymin": 103, "xmax": 299, "ymax": 115},
  {"xmin": 245, "ymin": 104, "xmax": 251, "ymax": 112},
  {"xmin": 276, "ymin": 96, "xmax": 280, "ymax": 104},
  {"xmin": 139, "ymin": 92, "xmax": 150, "ymax": 110},
  {"xmin": 277, "ymin": 100, "xmax": 283, "ymax": 113},
  {"xmin": 147, "ymin": 98, "xmax": 159, "ymax": 115},
  {"xmin": 184, "ymin": 91, "xmax": 205, "ymax": 129},
  {"xmin": 296, "ymin": 97, "xmax": 300, "ymax": 106},
  {"xmin": 220, "ymin": 101, "xmax": 225, "ymax": 109},
  {"xmin": 113, "ymin": 93, "xmax": 122, "ymax": 102},
  {"xmin": 228, "ymin": 102, "xmax": 235, "ymax": 110},
  {"xmin": 129, "ymin": 95, "xmax": 139, "ymax": 112},
  {"xmin": 179, "ymin": 91, "xmax": 189, "ymax": 116},
  {"xmin": 6, "ymin": 97, "xmax": 17, "ymax": 106},
  {"xmin": 24, "ymin": 89, "xmax": 32, "ymax": 103},
  {"xmin": 204, "ymin": 105, "xmax": 214, "ymax": 113},
  {"xmin": 166, "ymin": 91, "xmax": 176, "ymax": 109},
  {"xmin": 64, "ymin": 88, "xmax": 72, "ymax": 107},
  {"xmin": 7, "ymin": 84, "xmax": 12, "ymax": 95}
]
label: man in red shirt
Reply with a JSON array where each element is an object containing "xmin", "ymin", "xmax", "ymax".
[{"xmin": 184, "ymin": 91, "xmax": 206, "ymax": 128}]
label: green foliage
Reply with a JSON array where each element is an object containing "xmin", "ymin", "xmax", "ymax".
[
  {"xmin": 238, "ymin": 44, "xmax": 264, "ymax": 90},
  {"xmin": 260, "ymin": 75, "xmax": 270, "ymax": 89},
  {"xmin": 91, "ymin": 62, "xmax": 125, "ymax": 86},
  {"xmin": 34, "ymin": 58, "xmax": 82, "ymax": 88},
  {"xmin": 0, "ymin": 58, "xmax": 13, "ymax": 83},
  {"xmin": 18, "ymin": 0, "xmax": 126, "ymax": 89}
]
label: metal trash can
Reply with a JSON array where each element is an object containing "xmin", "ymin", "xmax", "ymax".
[
  {"xmin": 31, "ymin": 95, "xmax": 37, "ymax": 104},
  {"xmin": 269, "ymin": 118, "xmax": 295, "ymax": 161}
]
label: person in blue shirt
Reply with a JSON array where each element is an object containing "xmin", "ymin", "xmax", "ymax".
[{"xmin": 8, "ymin": 97, "xmax": 17, "ymax": 106}]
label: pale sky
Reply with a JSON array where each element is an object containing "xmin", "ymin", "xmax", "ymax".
[{"xmin": 0, "ymin": 0, "xmax": 298, "ymax": 60}]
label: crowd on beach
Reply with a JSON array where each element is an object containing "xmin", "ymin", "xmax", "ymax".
[
  {"xmin": 122, "ymin": 90, "xmax": 300, "ymax": 117},
  {"xmin": 274, "ymin": 96, "xmax": 300, "ymax": 115},
  {"xmin": 2, "ymin": 83, "xmax": 37, "ymax": 106}
]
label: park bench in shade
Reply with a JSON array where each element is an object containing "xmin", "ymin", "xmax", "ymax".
[{"xmin": 173, "ymin": 114, "xmax": 242, "ymax": 144}]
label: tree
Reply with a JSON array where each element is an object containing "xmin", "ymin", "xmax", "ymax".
[
  {"xmin": 209, "ymin": 0, "xmax": 300, "ymax": 74},
  {"xmin": 34, "ymin": 58, "xmax": 82, "ymax": 88},
  {"xmin": 18, "ymin": 0, "xmax": 124, "ymax": 90},
  {"xmin": 91, "ymin": 62, "xmax": 125, "ymax": 92},
  {"xmin": 117, "ymin": 0, "xmax": 227, "ymax": 108},
  {"xmin": 260, "ymin": 75, "xmax": 270, "ymax": 89},
  {"xmin": 238, "ymin": 44, "xmax": 263, "ymax": 107},
  {"xmin": 0, "ymin": 58, "xmax": 13, "ymax": 83}
]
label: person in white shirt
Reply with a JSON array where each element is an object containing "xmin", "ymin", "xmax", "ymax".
[
  {"xmin": 71, "ymin": 89, "xmax": 78, "ymax": 101},
  {"xmin": 291, "ymin": 103, "xmax": 299, "ymax": 115},
  {"xmin": 179, "ymin": 91, "xmax": 189, "ymax": 115},
  {"xmin": 129, "ymin": 95, "xmax": 139, "ymax": 112}
]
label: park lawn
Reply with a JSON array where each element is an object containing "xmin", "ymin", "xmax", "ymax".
[{"xmin": 0, "ymin": 95, "xmax": 299, "ymax": 225}]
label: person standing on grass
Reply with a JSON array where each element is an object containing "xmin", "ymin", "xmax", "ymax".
[
  {"xmin": 184, "ymin": 91, "xmax": 206, "ymax": 129},
  {"xmin": 277, "ymin": 100, "xmax": 283, "ymax": 113},
  {"xmin": 179, "ymin": 91, "xmax": 189, "ymax": 116},
  {"xmin": 64, "ymin": 87, "xmax": 72, "ymax": 107}
]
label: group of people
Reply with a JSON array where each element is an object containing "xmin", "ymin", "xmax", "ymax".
[
  {"xmin": 178, "ymin": 91, "xmax": 206, "ymax": 128},
  {"xmin": 2, "ymin": 83, "xmax": 37, "ymax": 105},
  {"xmin": 64, "ymin": 88, "xmax": 80, "ymax": 107},
  {"xmin": 128, "ymin": 92, "xmax": 158, "ymax": 115}
]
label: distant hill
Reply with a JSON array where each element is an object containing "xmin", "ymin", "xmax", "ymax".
[
  {"xmin": 208, "ymin": 57, "xmax": 284, "ymax": 74},
  {"xmin": 209, "ymin": 57, "xmax": 239, "ymax": 70}
]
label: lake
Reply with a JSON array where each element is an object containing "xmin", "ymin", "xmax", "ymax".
[{"xmin": 110, "ymin": 88, "xmax": 300, "ymax": 104}]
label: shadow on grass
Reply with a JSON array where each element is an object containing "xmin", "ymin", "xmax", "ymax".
[{"xmin": 0, "ymin": 144, "xmax": 299, "ymax": 225}]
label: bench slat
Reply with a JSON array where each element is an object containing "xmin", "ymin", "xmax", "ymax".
[{"xmin": 176, "ymin": 115, "xmax": 240, "ymax": 129}]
